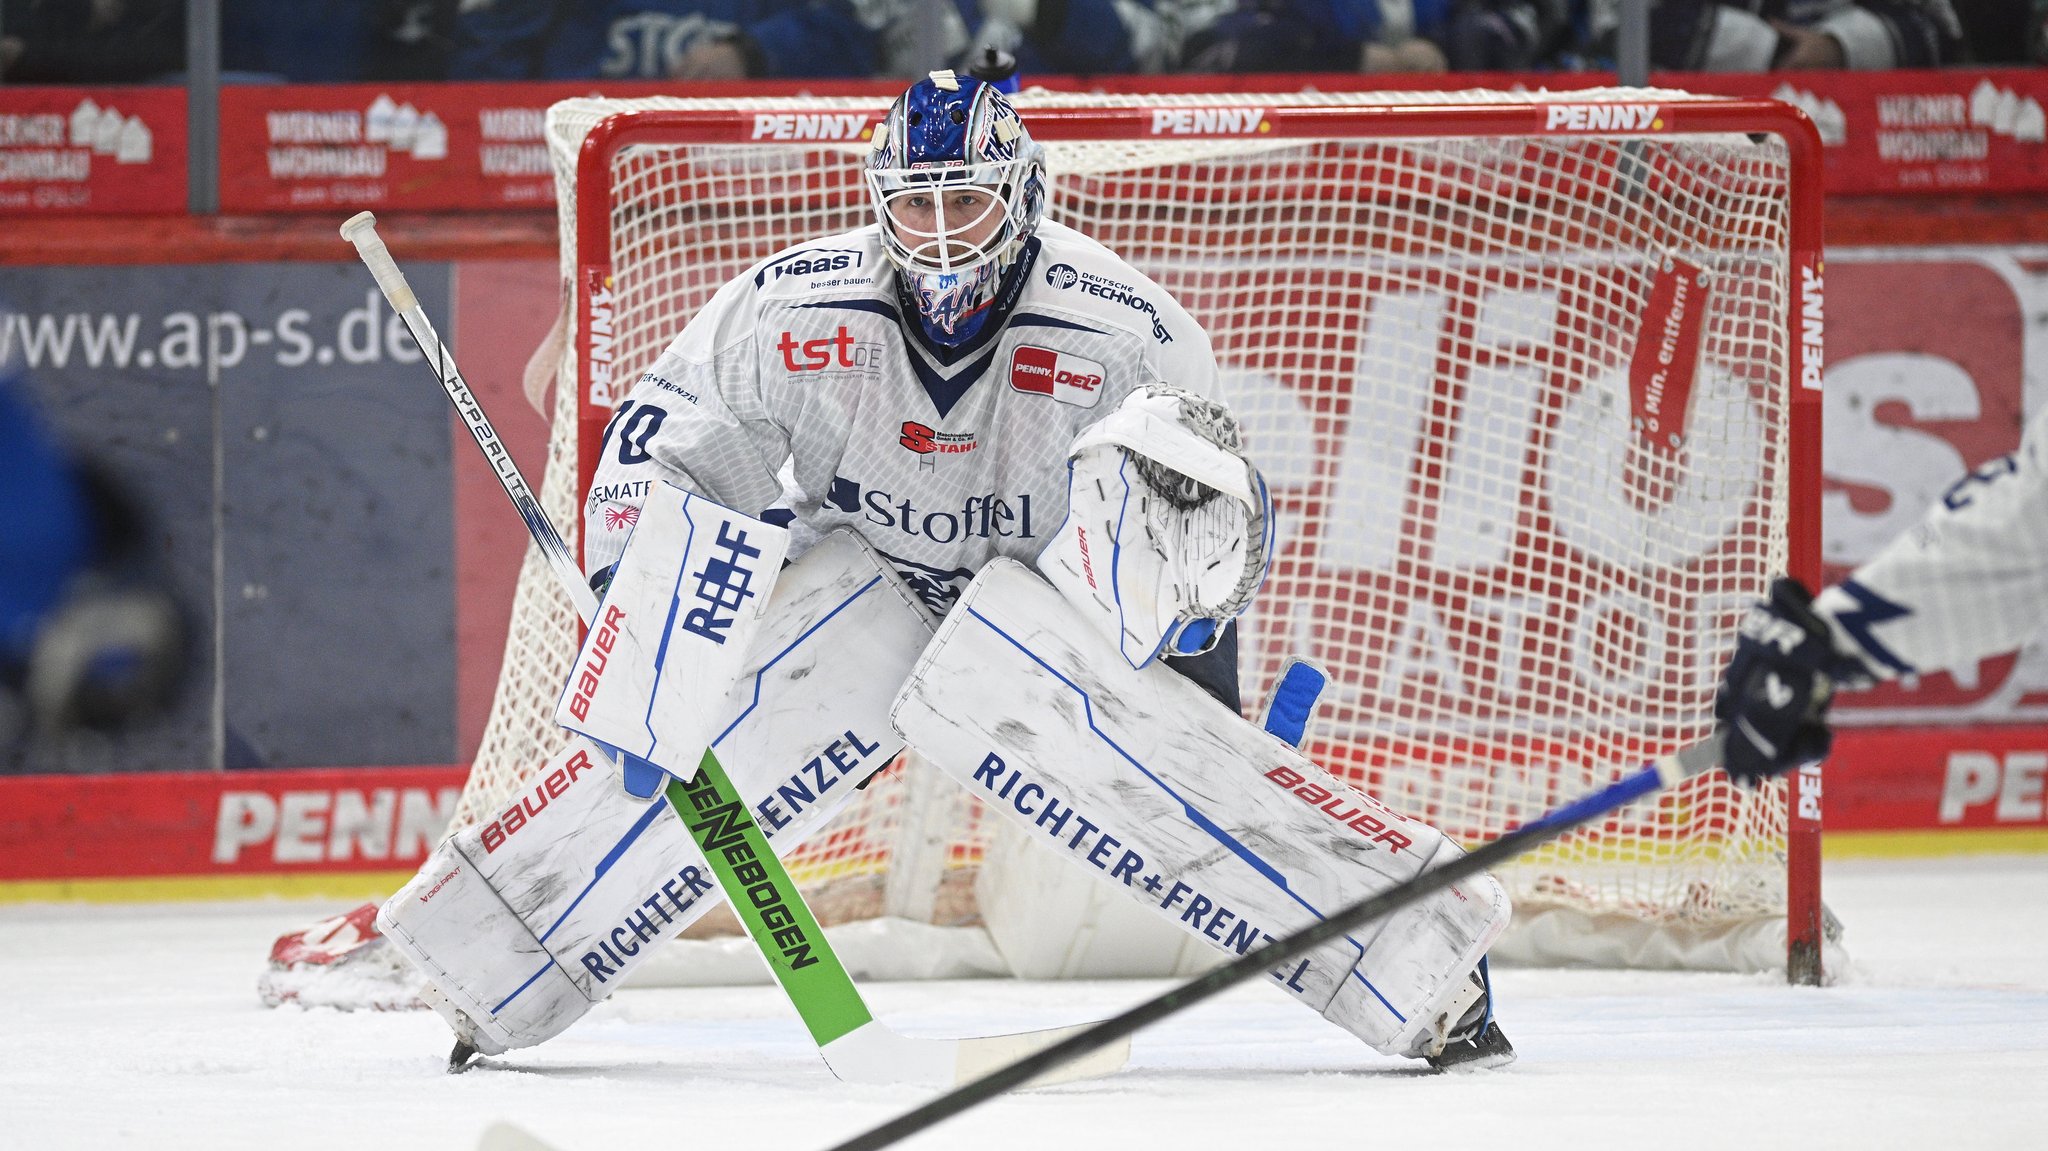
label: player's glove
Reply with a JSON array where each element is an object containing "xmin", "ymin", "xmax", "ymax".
[
  {"xmin": 1713, "ymin": 577, "xmax": 1868, "ymax": 785},
  {"xmin": 1038, "ymin": 386, "xmax": 1271, "ymax": 671}
]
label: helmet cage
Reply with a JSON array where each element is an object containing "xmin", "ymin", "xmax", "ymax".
[
  {"xmin": 866, "ymin": 72, "xmax": 1045, "ymax": 345},
  {"xmin": 866, "ymin": 159, "xmax": 1035, "ymax": 279}
]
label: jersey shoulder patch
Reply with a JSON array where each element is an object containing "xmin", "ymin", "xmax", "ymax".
[
  {"xmin": 749, "ymin": 229, "xmax": 884, "ymax": 299},
  {"xmin": 1027, "ymin": 225, "xmax": 1199, "ymax": 350}
]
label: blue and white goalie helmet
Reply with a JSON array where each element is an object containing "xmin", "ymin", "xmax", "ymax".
[{"xmin": 867, "ymin": 70, "xmax": 1046, "ymax": 345}]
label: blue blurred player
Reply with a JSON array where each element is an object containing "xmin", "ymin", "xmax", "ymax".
[
  {"xmin": 1178, "ymin": 0, "xmax": 1452, "ymax": 71},
  {"xmin": 451, "ymin": 0, "xmax": 884, "ymax": 80},
  {"xmin": 1616, "ymin": 0, "xmax": 1961, "ymax": 70},
  {"xmin": 915, "ymin": 0, "xmax": 1181, "ymax": 74},
  {"xmin": 1434, "ymin": 0, "xmax": 1961, "ymax": 73},
  {"xmin": 0, "ymin": 371, "xmax": 185, "ymax": 742}
]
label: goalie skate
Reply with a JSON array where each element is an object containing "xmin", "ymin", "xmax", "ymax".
[
  {"xmin": 1429, "ymin": 1022, "xmax": 1516, "ymax": 1072},
  {"xmin": 259, "ymin": 902, "xmax": 424, "ymax": 1012},
  {"xmin": 1424, "ymin": 960, "xmax": 1515, "ymax": 1072}
]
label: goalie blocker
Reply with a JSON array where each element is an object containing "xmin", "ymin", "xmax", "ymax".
[{"xmin": 895, "ymin": 559, "xmax": 1512, "ymax": 1064}]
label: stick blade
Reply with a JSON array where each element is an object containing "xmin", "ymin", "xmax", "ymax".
[
  {"xmin": 951, "ymin": 1021, "xmax": 1131, "ymax": 1088},
  {"xmin": 821, "ymin": 1019, "xmax": 1130, "ymax": 1088}
]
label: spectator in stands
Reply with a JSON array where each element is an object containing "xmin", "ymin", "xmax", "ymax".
[
  {"xmin": 1598, "ymin": 0, "xmax": 1963, "ymax": 70},
  {"xmin": 898, "ymin": 0, "xmax": 1179, "ymax": 75},
  {"xmin": 1945, "ymin": 0, "xmax": 2046, "ymax": 62},
  {"xmin": 1180, "ymin": 0, "xmax": 1450, "ymax": 72},
  {"xmin": 1, "ymin": 0, "xmax": 184, "ymax": 83},
  {"xmin": 450, "ymin": 0, "xmax": 881, "ymax": 80},
  {"xmin": 223, "ymin": 0, "xmax": 457, "ymax": 82},
  {"xmin": 1434, "ymin": 0, "xmax": 1577, "ymax": 70}
]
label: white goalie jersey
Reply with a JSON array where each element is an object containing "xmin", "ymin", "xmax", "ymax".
[
  {"xmin": 1817, "ymin": 402, "xmax": 2048, "ymax": 681},
  {"xmin": 583, "ymin": 218, "xmax": 1221, "ymax": 615}
]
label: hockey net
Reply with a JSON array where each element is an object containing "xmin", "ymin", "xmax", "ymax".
[{"xmin": 457, "ymin": 88, "xmax": 1828, "ymax": 980}]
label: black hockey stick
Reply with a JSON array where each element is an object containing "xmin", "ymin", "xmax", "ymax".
[{"xmin": 822, "ymin": 733, "xmax": 1728, "ymax": 1151}]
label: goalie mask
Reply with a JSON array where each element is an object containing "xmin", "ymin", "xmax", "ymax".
[{"xmin": 867, "ymin": 70, "xmax": 1046, "ymax": 348}]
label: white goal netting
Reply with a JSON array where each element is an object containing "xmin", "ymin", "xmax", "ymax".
[{"xmin": 456, "ymin": 88, "xmax": 1827, "ymax": 976}]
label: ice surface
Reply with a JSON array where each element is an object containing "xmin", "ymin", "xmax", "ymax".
[{"xmin": 3, "ymin": 854, "xmax": 2044, "ymax": 1151}]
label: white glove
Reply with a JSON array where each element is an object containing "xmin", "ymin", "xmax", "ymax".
[{"xmin": 1037, "ymin": 385, "xmax": 1272, "ymax": 668}]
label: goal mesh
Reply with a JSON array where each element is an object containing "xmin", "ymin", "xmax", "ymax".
[{"xmin": 459, "ymin": 89, "xmax": 1823, "ymax": 970}]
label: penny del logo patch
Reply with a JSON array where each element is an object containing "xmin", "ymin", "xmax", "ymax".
[{"xmin": 1010, "ymin": 345, "xmax": 1106, "ymax": 407}]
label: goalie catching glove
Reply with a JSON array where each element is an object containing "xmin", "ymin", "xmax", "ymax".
[
  {"xmin": 1038, "ymin": 385, "xmax": 1273, "ymax": 669},
  {"xmin": 1714, "ymin": 577, "xmax": 1873, "ymax": 785}
]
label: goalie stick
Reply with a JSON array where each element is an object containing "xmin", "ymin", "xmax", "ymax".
[
  {"xmin": 339, "ymin": 211, "xmax": 1129, "ymax": 1088},
  {"xmin": 821, "ymin": 733, "xmax": 1730, "ymax": 1151}
]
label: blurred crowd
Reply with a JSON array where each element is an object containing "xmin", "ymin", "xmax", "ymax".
[{"xmin": 0, "ymin": 0, "xmax": 2037, "ymax": 85}]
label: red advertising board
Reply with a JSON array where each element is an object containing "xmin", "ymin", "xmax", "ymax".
[
  {"xmin": 0, "ymin": 86, "xmax": 184, "ymax": 214},
  {"xmin": 4, "ymin": 68, "xmax": 2043, "ymax": 216},
  {"xmin": 1810, "ymin": 248, "xmax": 2048, "ymax": 850},
  {"xmin": 1831, "ymin": 726, "xmax": 2048, "ymax": 835},
  {"xmin": 204, "ymin": 67, "xmax": 2048, "ymax": 214},
  {"xmin": 216, "ymin": 80, "xmax": 692, "ymax": 213},
  {"xmin": 1697, "ymin": 70, "xmax": 2048, "ymax": 196},
  {"xmin": 1823, "ymin": 251, "xmax": 2048, "ymax": 727},
  {"xmin": 0, "ymin": 766, "xmax": 465, "ymax": 890}
]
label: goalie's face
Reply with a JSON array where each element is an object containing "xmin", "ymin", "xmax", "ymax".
[
  {"xmin": 875, "ymin": 178, "xmax": 1013, "ymax": 275},
  {"xmin": 868, "ymin": 73, "xmax": 1045, "ymax": 346}
]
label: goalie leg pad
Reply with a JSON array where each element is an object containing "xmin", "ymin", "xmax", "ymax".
[
  {"xmin": 893, "ymin": 559, "xmax": 1510, "ymax": 1058},
  {"xmin": 1317, "ymin": 833, "xmax": 1511, "ymax": 1060},
  {"xmin": 555, "ymin": 481, "xmax": 792, "ymax": 792},
  {"xmin": 379, "ymin": 530, "xmax": 934, "ymax": 1054},
  {"xmin": 382, "ymin": 829, "xmax": 594, "ymax": 1056}
]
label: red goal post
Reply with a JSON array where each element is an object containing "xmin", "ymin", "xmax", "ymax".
[{"xmin": 489, "ymin": 89, "xmax": 1830, "ymax": 982}]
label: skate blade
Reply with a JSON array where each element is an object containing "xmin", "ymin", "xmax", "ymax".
[{"xmin": 1427, "ymin": 1022, "xmax": 1517, "ymax": 1073}]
